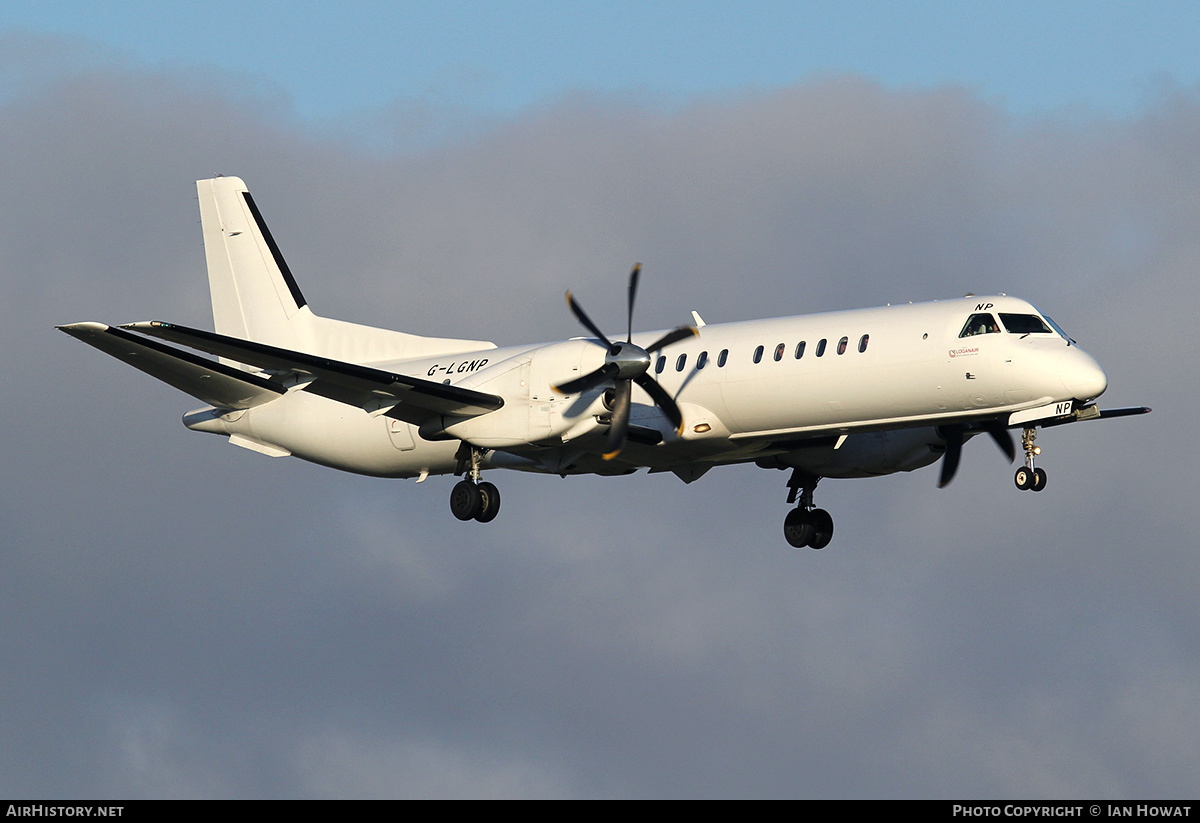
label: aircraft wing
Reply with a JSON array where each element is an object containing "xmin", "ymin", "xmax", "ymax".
[
  {"xmin": 120, "ymin": 320, "xmax": 504, "ymax": 422},
  {"xmin": 58, "ymin": 322, "xmax": 286, "ymax": 410}
]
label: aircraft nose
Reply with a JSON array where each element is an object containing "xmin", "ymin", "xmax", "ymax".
[{"xmin": 1059, "ymin": 346, "xmax": 1107, "ymax": 401}]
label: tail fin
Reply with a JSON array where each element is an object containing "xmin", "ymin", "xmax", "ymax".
[
  {"xmin": 198, "ymin": 176, "xmax": 307, "ymax": 344},
  {"xmin": 196, "ymin": 176, "xmax": 494, "ymax": 363}
]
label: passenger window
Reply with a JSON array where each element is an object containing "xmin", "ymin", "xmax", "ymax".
[
  {"xmin": 718, "ymin": 349, "xmax": 728, "ymax": 367},
  {"xmin": 837, "ymin": 336, "xmax": 848, "ymax": 355},
  {"xmin": 753, "ymin": 345, "xmax": 764, "ymax": 364},
  {"xmin": 696, "ymin": 350, "xmax": 708, "ymax": 370},
  {"xmin": 655, "ymin": 355, "xmax": 666, "ymax": 374},
  {"xmin": 816, "ymin": 339, "xmax": 827, "ymax": 357},
  {"xmin": 774, "ymin": 343, "xmax": 785, "ymax": 362},
  {"xmin": 676, "ymin": 353, "xmax": 687, "ymax": 372},
  {"xmin": 794, "ymin": 341, "xmax": 805, "ymax": 359},
  {"xmin": 859, "ymin": 334, "xmax": 869, "ymax": 353},
  {"xmin": 959, "ymin": 313, "xmax": 1000, "ymax": 337}
]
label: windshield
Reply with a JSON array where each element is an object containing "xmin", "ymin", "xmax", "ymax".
[{"xmin": 999, "ymin": 313, "xmax": 1053, "ymax": 335}]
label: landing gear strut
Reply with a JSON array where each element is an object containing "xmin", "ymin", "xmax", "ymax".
[
  {"xmin": 450, "ymin": 443, "xmax": 502, "ymax": 522},
  {"xmin": 783, "ymin": 470, "xmax": 834, "ymax": 549},
  {"xmin": 1014, "ymin": 427, "xmax": 1048, "ymax": 492}
]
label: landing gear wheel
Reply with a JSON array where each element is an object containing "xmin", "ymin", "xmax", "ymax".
[
  {"xmin": 784, "ymin": 508, "xmax": 815, "ymax": 548},
  {"xmin": 809, "ymin": 508, "xmax": 834, "ymax": 550},
  {"xmin": 450, "ymin": 480, "xmax": 482, "ymax": 521},
  {"xmin": 1014, "ymin": 466, "xmax": 1033, "ymax": 490},
  {"xmin": 1016, "ymin": 427, "xmax": 1050, "ymax": 493},
  {"xmin": 475, "ymin": 481, "xmax": 501, "ymax": 522},
  {"xmin": 1031, "ymin": 467, "xmax": 1047, "ymax": 492},
  {"xmin": 781, "ymin": 471, "xmax": 835, "ymax": 550}
]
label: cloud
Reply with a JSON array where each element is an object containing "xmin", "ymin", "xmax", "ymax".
[{"xmin": 2, "ymin": 35, "xmax": 1195, "ymax": 797}]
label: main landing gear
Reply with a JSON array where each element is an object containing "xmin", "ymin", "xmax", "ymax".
[
  {"xmin": 1013, "ymin": 426, "xmax": 1048, "ymax": 492},
  {"xmin": 449, "ymin": 443, "xmax": 501, "ymax": 523},
  {"xmin": 783, "ymin": 470, "xmax": 834, "ymax": 550}
]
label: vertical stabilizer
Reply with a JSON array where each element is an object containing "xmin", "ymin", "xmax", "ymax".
[
  {"xmin": 196, "ymin": 176, "xmax": 495, "ymax": 364},
  {"xmin": 198, "ymin": 176, "xmax": 307, "ymax": 346}
]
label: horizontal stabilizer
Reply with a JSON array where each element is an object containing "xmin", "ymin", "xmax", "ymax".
[
  {"xmin": 57, "ymin": 322, "xmax": 285, "ymax": 410},
  {"xmin": 123, "ymin": 320, "xmax": 504, "ymax": 423}
]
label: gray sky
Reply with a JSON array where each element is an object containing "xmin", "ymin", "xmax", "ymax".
[{"xmin": 1, "ymin": 22, "xmax": 1196, "ymax": 798}]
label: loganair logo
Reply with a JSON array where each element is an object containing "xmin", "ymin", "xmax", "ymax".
[{"xmin": 948, "ymin": 347, "xmax": 979, "ymax": 358}]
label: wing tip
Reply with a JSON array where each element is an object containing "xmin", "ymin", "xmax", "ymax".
[
  {"xmin": 56, "ymin": 321, "xmax": 109, "ymax": 331},
  {"xmin": 57, "ymin": 321, "xmax": 113, "ymax": 340}
]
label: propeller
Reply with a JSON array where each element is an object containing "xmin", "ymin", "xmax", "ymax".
[
  {"xmin": 937, "ymin": 420, "xmax": 1016, "ymax": 488},
  {"xmin": 554, "ymin": 264, "xmax": 698, "ymax": 460}
]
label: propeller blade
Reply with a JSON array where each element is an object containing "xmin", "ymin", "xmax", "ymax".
[
  {"xmin": 626, "ymin": 263, "xmax": 641, "ymax": 343},
  {"xmin": 634, "ymin": 373, "xmax": 684, "ymax": 434},
  {"xmin": 981, "ymin": 419, "xmax": 1016, "ymax": 463},
  {"xmin": 553, "ymin": 364, "xmax": 614, "ymax": 395},
  {"xmin": 560, "ymin": 265, "xmax": 689, "ymax": 453},
  {"xmin": 566, "ymin": 291, "xmax": 614, "ymax": 349},
  {"xmin": 938, "ymin": 425, "xmax": 964, "ymax": 488},
  {"xmin": 645, "ymin": 325, "xmax": 698, "ymax": 354},
  {"xmin": 602, "ymin": 379, "xmax": 632, "ymax": 460}
]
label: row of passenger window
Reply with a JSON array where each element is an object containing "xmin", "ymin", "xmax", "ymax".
[{"xmin": 653, "ymin": 334, "xmax": 870, "ymax": 374}]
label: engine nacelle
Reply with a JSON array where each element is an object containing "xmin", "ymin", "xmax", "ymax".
[{"xmin": 429, "ymin": 339, "xmax": 609, "ymax": 449}]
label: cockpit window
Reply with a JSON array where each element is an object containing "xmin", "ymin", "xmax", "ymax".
[
  {"xmin": 999, "ymin": 313, "xmax": 1053, "ymax": 335},
  {"xmin": 959, "ymin": 313, "xmax": 1000, "ymax": 337}
]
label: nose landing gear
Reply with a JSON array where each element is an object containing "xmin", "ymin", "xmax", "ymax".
[
  {"xmin": 1014, "ymin": 427, "xmax": 1048, "ymax": 492},
  {"xmin": 783, "ymin": 470, "xmax": 834, "ymax": 549}
]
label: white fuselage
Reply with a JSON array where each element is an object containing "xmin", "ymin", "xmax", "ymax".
[{"xmin": 189, "ymin": 294, "xmax": 1107, "ymax": 482}]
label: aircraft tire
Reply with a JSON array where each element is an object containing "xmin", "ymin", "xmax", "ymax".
[
  {"xmin": 784, "ymin": 508, "xmax": 814, "ymax": 548},
  {"xmin": 1014, "ymin": 466, "xmax": 1033, "ymax": 490},
  {"xmin": 475, "ymin": 481, "xmax": 501, "ymax": 523},
  {"xmin": 1031, "ymin": 468, "xmax": 1048, "ymax": 492},
  {"xmin": 450, "ymin": 480, "xmax": 482, "ymax": 521},
  {"xmin": 809, "ymin": 509, "xmax": 834, "ymax": 550}
]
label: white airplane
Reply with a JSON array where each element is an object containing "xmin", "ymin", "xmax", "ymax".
[{"xmin": 60, "ymin": 176, "xmax": 1149, "ymax": 548}]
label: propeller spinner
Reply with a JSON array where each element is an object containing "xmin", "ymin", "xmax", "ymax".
[{"xmin": 553, "ymin": 264, "xmax": 697, "ymax": 460}]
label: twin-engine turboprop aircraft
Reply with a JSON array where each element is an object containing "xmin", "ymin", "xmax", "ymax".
[{"xmin": 60, "ymin": 177, "xmax": 1149, "ymax": 549}]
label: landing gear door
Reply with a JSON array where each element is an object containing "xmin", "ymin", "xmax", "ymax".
[{"xmin": 386, "ymin": 417, "xmax": 416, "ymax": 450}]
